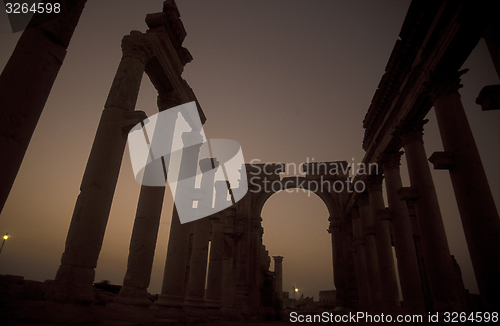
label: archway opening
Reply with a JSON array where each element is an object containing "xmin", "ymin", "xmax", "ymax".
[{"xmin": 261, "ymin": 188, "xmax": 333, "ymax": 303}]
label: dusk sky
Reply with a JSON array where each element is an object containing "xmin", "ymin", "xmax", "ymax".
[{"xmin": 0, "ymin": 0, "xmax": 499, "ymax": 300}]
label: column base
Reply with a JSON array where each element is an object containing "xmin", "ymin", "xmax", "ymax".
[
  {"xmin": 114, "ymin": 285, "xmax": 152, "ymax": 306},
  {"xmin": 45, "ymin": 264, "xmax": 95, "ymax": 303},
  {"xmin": 184, "ymin": 296, "xmax": 208, "ymax": 318}
]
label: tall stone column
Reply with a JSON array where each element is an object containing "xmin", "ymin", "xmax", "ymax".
[
  {"xmin": 115, "ymin": 91, "xmax": 181, "ymax": 306},
  {"xmin": 351, "ymin": 207, "xmax": 370, "ymax": 311},
  {"xmin": 184, "ymin": 158, "xmax": 220, "ymax": 313},
  {"xmin": 367, "ymin": 175, "xmax": 400, "ymax": 311},
  {"xmin": 395, "ymin": 119, "xmax": 462, "ymax": 312},
  {"xmin": 154, "ymin": 130, "xmax": 203, "ymax": 316},
  {"xmin": 356, "ymin": 193, "xmax": 383, "ymax": 311},
  {"xmin": 205, "ymin": 212, "xmax": 225, "ymax": 309},
  {"xmin": 328, "ymin": 216, "xmax": 347, "ymax": 307},
  {"xmin": 47, "ymin": 33, "xmax": 152, "ymax": 303},
  {"xmin": 379, "ymin": 151, "xmax": 425, "ymax": 312},
  {"xmin": 0, "ymin": 0, "xmax": 88, "ymax": 214},
  {"xmin": 272, "ymin": 256, "xmax": 283, "ymax": 309},
  {"xmin": 428, "ymin": 71, "xmax": 500, "ymax": 310}
]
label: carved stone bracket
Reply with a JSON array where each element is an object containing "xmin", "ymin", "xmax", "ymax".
[
  {"xmin": 122, "ymin": 111, "xmax": 148, "ymax": 133},
  {"xmin": 476, "ymin": 84, "xmax": 500, "ymax": 111},
  {"xmin": 397, "ymin": 186, "xmax": 420, "ymax": 201},
  {"xmin": 364, "ymin": 226, "xmax": 376, "ymax": 236},
  {"xmin": 377, "ymin": 209, "xmax": 392, "ymax": 221},
  {"xmin": 429, "ymin": 151, "xmax": 455, "ymax": 170}
]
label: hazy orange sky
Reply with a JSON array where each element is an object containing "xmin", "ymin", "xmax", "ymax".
[{"xmin": 0, "ymin": 0, "xmax": 499, "ymax": 300}]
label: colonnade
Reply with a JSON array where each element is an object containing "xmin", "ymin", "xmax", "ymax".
[
  {"xmin": 5, "ymin": 0, "xmax": 495, "ymax": 321},
  {"xmin": 346, "ymin": 69, "xmax": 500, "ymax": 312}
]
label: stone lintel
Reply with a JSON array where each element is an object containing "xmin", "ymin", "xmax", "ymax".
[
  {"xmin": 476, "ymin": 84, "xmax": 500, "ymax": 111},
  {"xmin": 397, "ymin": 186, "xmax": 419, "ymax": 201},
  {"xmin": 429, "ymin": 151, "xmax": 455, "ymax": 170}
]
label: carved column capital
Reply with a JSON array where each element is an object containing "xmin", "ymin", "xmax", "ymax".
[
  {"xmin": 425, "ymin": 69, "xmax": 468, "ymax": 103},
  {"xmin": 121, "ymin": 32, "xmax": 155, "ymax": 64},
  {"xmin": 366, "ymin": 174, "xmax": 384, "ymax": 193},
  {"xmin": 393, "ymin": 119, "xmax": 428, "ymax": 147},
  {"xmin": 378, "ymin": 151, "xmax": 404, "ymax": 171},
  {"xmin": 272, "ymin": 256, "xmax": 284, "ymax": 263}
]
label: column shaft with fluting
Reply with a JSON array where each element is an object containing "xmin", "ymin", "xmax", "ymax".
[
  {"xmin": 351, "ymin": 207, "xmax": 370, "ymax": 311},
  {"xmin": 357, "ymin": 193, "xmax": 383, "ymax": 311},
  {"xmin": 185, "ymin": 158, "xmax": 220, "ymax": 309},
  {"xmin": 429, "ymin": 71, "xmax": 500, "ymax": 310},
  {"xmin": 0, "ymin": 0, "xmax": 87, "ymax": 214},
  {"xmin": 155, "ymin": 131, "xmax": 203, "ymax": 309},
  {"xmin": 116, "ymin": 92, "xmax": 180, "ymax": 306},
  {"xmin": 48, "ymin": 33, "xmax": 151, "ymax": 302},
  {"xmin": 367, "ymin": 175, "xmax": 400, "ymax": 311},
  {"xmin": 379, "ymin": 151, "xmax": 425, "ymax": 311},
  {"xmin": 396, "ymin": 119, "xmax": 462, "ymax": 312},
  {"xmin": 273, "ymin": 256, "xmax": 284, "ymax": 309},
  {"xmin": 205, "ymin": 213, "xmax": 225, "ymax": 308}
]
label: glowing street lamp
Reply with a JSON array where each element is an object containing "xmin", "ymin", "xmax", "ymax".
[
  {"xmin": 0, "ymin": 233, "xmax": 10, "ymax": 255},
  {"xmin": 293, "ymin": 286, "xmax": 299, "ymax": 308}
]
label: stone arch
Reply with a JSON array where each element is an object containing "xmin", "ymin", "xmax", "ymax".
[
  {"xmin": 229, "ymin": 161, "xmax": 358, "ymax": 312},
  {"xmin": 251, "ymin": 176, "xmax": 341, "ymax": 219}
]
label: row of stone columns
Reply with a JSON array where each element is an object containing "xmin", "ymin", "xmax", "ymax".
[
  {"xmin": 429, "ymin": 71, "xmax": 500, "ymax": 311},
  {"xmin": 350, "ymin": 70, "xmax": 500, "ymax": 312},
  {"xmin": 47, "ymin": 32, "xmax": 153, "ymax": 303}
]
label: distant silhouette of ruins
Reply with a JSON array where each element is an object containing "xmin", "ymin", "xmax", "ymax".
[{"xmin": 1, "ymin": 0, "xmax": 499, "ymax": 323}]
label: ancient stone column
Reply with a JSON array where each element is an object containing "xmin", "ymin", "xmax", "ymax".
[
  {"xmin": 328, "ymin": 217, "xmax": 346, "ymax": 307},
  {"xmin": 154, "ymin": 130, "xmax": 203, "ymax": 315},
  {"xmin": 0, "ymin": 0, "xmax": 88, "ymax": 214},
  {"xmin": 428, "ymin": 71, "xmax": 500, "ymax": 310},
  {"xmin": 367, "ymin": 175, "xmax": 400, "ymax": 311},
  {"xmin": 115, "ymin": 91, "xmax": 181, "ymax": 306},
  {"xmin": 351, "ymin": 207, "xmax": 370, "ymax": 311},
  {"xmin": 47, "ymin": 32, "xmax": 152, "ymax": 303},
  {"xmin": 395, "ymin": 119, "xmax": 462, "ymax": 312},
  {"xmin": 273, "ymin": 256, "xmax": 284, "ymax": 306},
  {"xmin": 356, "ymin": 193, "xmax": 383, "ymax": 311},
  {"xmin": 205, "ymin": 212, "xmax": 225, "ymax": 309},
  {"xmin": 184, "ymin": 158, "xmax": 220, "ymax": 313},
  {"xmin": 379, "ymin": 151, "xmax": 425, "ymax": 312}
]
